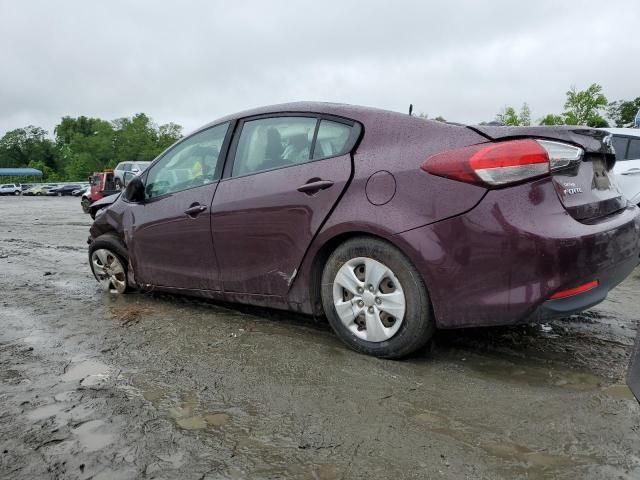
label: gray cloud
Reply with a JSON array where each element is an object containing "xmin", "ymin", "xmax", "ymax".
[{"xmin": 1, "ymin": 0, "xmax": 638, "ymax": 136}]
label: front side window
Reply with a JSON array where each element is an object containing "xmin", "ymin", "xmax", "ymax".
[
  {"xmin": 232, "ymin": 117, "xmax": 317, "ymax": 177},
  {"xmin": 312, "ymin": 120, "xmax": 353, "ymax": 159},
  {"xmin": 627, "ymin": 139, "xmax": 640, "ymax": 160},
  {"xmin": 612, "ymin": 136, "xmax": 629, "ymax": 161},
  {"xmin": 145, "ymin": 123, "xmax": 228, "ymax": 199}
]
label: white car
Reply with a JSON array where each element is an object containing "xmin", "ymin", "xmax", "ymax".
[
  {"xmin": 0, "ymin": 183, "xmax": 21, "ymax": 195},
  {"xmin": 113, "ymin": 161, "xmax": 151, "ymax": 189},
  {"xmin": 602, "ymin": 128, "xmax": 640, "ymax": 205}
]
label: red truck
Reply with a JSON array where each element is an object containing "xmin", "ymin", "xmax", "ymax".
[{"xmin": 81, "ymin": 170, "xmax": 119, "ymax": 214}]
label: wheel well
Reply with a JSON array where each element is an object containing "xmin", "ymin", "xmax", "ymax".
[{"xmin": 308, "ymin": 231, "xmax": 400, "ymax": 316}]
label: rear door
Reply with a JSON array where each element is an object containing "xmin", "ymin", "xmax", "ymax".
[
  {"xmin": 129, "ymin": 123, "xmax": 231, "ymax": 291},
  {"xmin": 211, "ymin": 115, "xmax": 360, "ymax": 296},
  {"xmin": 612, "ymin": 135, "xmax": 640, "ymax": 205}
]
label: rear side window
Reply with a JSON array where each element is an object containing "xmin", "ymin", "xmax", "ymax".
[
  {"xmin": 628, "ymin": 139, "xmax": 640, "ymax": 160},
  {"xmin": 232, "ymin": 117, "xmax": 317, "ymax": 176},
  {"xmin": 312, "ymin": 120, "xmax": 353, "ymax": 159},
  {"xmin": 612, "ymin": 136, "xmax": 629, "ymax": 161}
]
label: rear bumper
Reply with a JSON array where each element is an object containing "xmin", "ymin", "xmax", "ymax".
[
  {"xmin": 529, "ymin": 257, "xmax": 636, "ymax": 321},
  {"xmin": 397, "ymin": 177, "xmax": 640, "ymax": 329}
]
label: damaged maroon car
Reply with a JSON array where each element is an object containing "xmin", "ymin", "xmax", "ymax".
[{"xmin": 88, "ymin": 102, "xmax": 640, "ymax": 358}]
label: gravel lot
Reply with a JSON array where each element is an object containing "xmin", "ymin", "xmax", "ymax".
[{"xmin": 1, "ymin": 196, "xmax": 639, "ymax": 479}]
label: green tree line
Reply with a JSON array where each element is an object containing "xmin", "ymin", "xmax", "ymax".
[
  {"xmin": 0, "ymin": 113, "xmax": 183, "ymax": 182},
  {"xmin": 495, "ymin": 83, "xmax": 640, "ymax": 128}
]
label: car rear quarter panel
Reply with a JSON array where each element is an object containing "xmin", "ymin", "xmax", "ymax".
[{"xmin": 335, "ymin": 112, "xmax": 489, "ymax": 234}]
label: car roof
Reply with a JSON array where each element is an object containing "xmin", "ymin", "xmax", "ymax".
[
  {"xmin": 198, "ymin": 101, "xmax": 409, "ymax": 132},
  {"xmin": 599, "ymin": 127, "xmax": 640, "ymax": 138}
]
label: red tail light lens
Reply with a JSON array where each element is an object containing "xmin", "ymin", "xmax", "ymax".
[
  {"xmin": 422, "ymin": 139, "xmax": 550, "ymax": 187},
  {"xmin": 550, "ymin": 280, "xmax": 599, "ymax": 299}
]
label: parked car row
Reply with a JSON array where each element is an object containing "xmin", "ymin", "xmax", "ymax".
[{"xmin": 2, "ymin": 183, "xmax": 90, "ymax": 196}]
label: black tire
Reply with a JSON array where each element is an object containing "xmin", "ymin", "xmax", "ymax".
[
  {"xmin": 321, "ymin": 236, "xmax": 435, "ymax": 359},
  {"xmin": 88, "ymin": 234, "xmax": 132, "ymax": 293},
  {"xmin": 115, "ymin": 179, "xmax": 122, "ymax": 190},
  {"xmin": 81, "ymin": 198, "xmax": 90, "ymax": 214},
  {"xmin": 14, "ymin": 191, "xmax": 20, "ymax": 196}
]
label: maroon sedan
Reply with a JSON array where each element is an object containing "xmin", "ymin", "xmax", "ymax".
[{"xmin": 89, "ymin": 102, "xmax": 640, "ymax": 358}]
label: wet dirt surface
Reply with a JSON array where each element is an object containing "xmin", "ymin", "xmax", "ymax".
[{"xmin": 0, "ymin": 196, "xmax": 639, "ymax": 479}]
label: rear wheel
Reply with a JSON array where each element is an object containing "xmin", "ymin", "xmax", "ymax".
[
  {"xmin": 89, "ymin": 235, "xmax": 131, "ymax": 294},
  {"xmin": 321, "ymin": 237, "xmax": 434, "ymax": 358}
]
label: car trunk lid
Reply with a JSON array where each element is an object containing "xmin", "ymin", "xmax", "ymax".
[{"xmin": 468, "ymin": 125, "xmax": 627, "ymax": 222}]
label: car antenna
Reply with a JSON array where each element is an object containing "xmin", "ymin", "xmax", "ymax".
[{"xmin": 409, "ymin": 104, "xmax": 413, "ymax": 116}]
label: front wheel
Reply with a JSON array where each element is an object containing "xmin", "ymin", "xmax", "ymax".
[
  {"xmin": 321, "ymin": 237, "xmax": 435, "ymax": 359},
  {"xmin": 14, "ymin": 191, "xmax": 20, "ymax": 196},
  {"xmin": 81, "ymin": 198, "xmax": 90, "ymax": 213},
  {"xmin": 89, "ymin": 235, "xmax": 131, "ymax": 294}
]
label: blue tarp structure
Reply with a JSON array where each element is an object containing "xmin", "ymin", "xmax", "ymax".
[{"xmin": 0, "ymin": 168, "xmax": 43, "ymax": 177}]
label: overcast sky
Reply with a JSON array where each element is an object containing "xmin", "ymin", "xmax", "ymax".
[{"xmin": 1, "ymin": 0, "xmax": 638, "ymax": 137}]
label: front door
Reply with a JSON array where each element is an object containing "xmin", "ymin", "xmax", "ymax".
[
  {"xmin": 129, "ymin": 123, "xmax": 230, "ymax": 291},
  {"xmin": 211, "ymin": 116, "xmax": 357, "ymax": 296}
]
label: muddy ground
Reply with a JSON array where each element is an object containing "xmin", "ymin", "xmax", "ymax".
[{"xmin": 0, "ymin": 196, "xmax": 638, "ymax": 479}]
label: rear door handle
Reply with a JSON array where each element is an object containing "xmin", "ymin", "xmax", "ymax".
[
  {"xmin": 297, "ymin": 179, "xmax": 334, "ymax": 195},
  {"xmin": 184, "ymin": 204, "xmax": 207, "ymax": 217}
]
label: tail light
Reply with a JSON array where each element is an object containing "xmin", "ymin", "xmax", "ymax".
[
  {"xmin": 550, "ymin": 280, "xmax": 598, "ymax": 299},
  {"xmin": 421, "ymin": 139, "xmax": 583, "ymax": 187}
]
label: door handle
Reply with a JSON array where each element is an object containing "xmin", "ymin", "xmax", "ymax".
[
  {"xmin": 297, "ymin": 179, "xmax": 334, "ymax": 195},
  {"xmin": 621, "ymin": 168, "xmax": 640, "ymax": 176},
  {"xmin": 184, "ymin": 204, "xmax": 207, "ymax": 217}
]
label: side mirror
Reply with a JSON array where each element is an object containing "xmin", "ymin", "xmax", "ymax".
[{"xmin": 124, "ymin": 176, "xmax": 145, "ymax": 203}]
